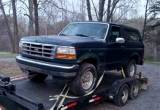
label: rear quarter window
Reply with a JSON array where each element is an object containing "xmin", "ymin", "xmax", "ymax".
[{"xmin": 124, "ymin": 29, "xmax": 141, "ymax": 42}]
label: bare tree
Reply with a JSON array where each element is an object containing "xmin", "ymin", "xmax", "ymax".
[
  {"xmin": 19, "ymin": 0, "xmax": 34, "ymax": 35},
  {"xmin": 11, "ymin": 0, "xmax": 19, "ymax": 52},
  {"xmin": 98, "ymin": 0, "xmax": 106, "ymax": 21},
  {"xmin": 142, "ymin": 0, "xmax": 149, "ymax": 39},
  {"xmin": 0, "ymin": 0, "xmax": 15, "ymax": 52},
  {"xmin": 106, "ymin": 0, "xmax": 120, "ymax": 22},
  {"xmin": 86, "ymin": 0, "xmax": 92, "ymax": 21},
  {"xmin": 28, "ymin": 0, "xmax": 34, "ymax": 35},
  {"xmin": 33, "ymin": 0, "xmax": 39, "ymax": 35},
  {"xmin": 80, "ymin": 0, "xmax": 86, "ymax": 20},
  {"xmin": 106, "ymin": 0, "xmax": 111, "ymax": 22},
  {"xmin": 91, "ymin": 0, "xmax": 98, "ymax": 20},
  {"xmin": 145, "ymin": 0, "xmax": 160, "ymax": 60},
  {"xmin": 86, "ymin": 0, "xmax": 134, "ymax": 22}
]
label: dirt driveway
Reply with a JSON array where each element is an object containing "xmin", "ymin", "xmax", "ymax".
[{"xmin": 0, "ymin": 58, "xmax": 160, "ymax": 110}]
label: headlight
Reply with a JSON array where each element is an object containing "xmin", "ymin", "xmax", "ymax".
[
  {"xmin": 55, "ymin": 46, "xmax": 76, "ymax": 60},
  {"xmin": 19, "ymin": 41, "xmax": 23, "ymax": 48},
  {"xmin": 19, "ymin": 41, "xmax": 23, "ymax": 52}
]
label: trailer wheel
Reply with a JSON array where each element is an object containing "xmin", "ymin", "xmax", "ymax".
[
  {"xmin": 129, "ymin": 81, "xmax": 140, "ymax": 100},
  {"xmin": 71, "ymin": 63, "xmax": 97, "ymax": 96},
  {"xmin": 123, "ymin": 60, "xmax": 137, "ymax": 77},
  {"xmin": 114, "ymin": 84, "xmax": 129, "ymax": 106},
  {"xmin": 28, "ymin": 72, "xmax": 47, "ymax": 82}
]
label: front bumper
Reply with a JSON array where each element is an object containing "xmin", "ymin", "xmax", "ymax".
[{"xmin": 16, "ymin": 55, "xmax": 79, "ymax": 78}]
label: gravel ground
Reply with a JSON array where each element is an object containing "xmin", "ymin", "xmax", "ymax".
[
  {"xmin": 0, "ymin": 58, "xmax": 21, "ymax": 77},
  {"xmin": 85, "ymin": 64, "xmax": 160, "ymax": 110},
  {"xmin": 0, "ymin": 58, "xmax": 160, "ymax": 110}
]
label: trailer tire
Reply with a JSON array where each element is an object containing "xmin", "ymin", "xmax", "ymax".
[
  {"xmin": 129, "ymin": 81, "xmax": 140, "ymax": 100},
  {"xmin": 28, "ymin": 72, "xmax": 47, "ymax": 82},
  {"xmin": 70, "ymin": 63, "xmax": 97, "ymax": 96},
  {"xmin": 114, "ymin": 84, "xmax": 129, "ymax": 106}
]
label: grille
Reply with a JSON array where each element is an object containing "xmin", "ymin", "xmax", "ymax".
[{"xmin": 21, "ymin": 42, "xmax": 56, "ymax": 59}]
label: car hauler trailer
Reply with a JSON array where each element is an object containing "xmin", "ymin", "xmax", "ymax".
[{"xmin": 0, "ymin": 71, "xmax": 148, "ymax": 110}]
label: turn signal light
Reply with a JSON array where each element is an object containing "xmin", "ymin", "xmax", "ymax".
[{"xmin": 55, "ymin": 53, "xmax": 76, "ymax": 60}]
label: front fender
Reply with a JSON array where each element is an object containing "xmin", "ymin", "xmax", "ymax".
[{"xmin": 76, "ymin": 53, "xmax": 99, "ymax": 64}]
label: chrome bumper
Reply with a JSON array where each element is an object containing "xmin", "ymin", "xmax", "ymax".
[
  {"xmin": 16, "ymin": 55, "xmax": 78, "ymax": 70},
  {"xmin": 16, "ymin": 55, "xmax": 79, "ymax": 78}
]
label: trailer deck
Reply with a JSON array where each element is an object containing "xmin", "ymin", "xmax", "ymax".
[{"xmin": 0, "ymin": 71, "xmax": 148, "ymax": 110}]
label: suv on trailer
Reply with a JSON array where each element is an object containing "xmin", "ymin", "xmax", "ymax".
[{"xmin": 16, "ymin": 22, "xmax": 144, "ymax": 95}]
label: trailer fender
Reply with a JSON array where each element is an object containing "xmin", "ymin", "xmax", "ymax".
[{"xmin": 107, "ymin": 78, "xmax": 137, "ymax": 100}]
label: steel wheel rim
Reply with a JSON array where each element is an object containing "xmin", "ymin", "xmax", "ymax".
[
  {"xmin": 81, "ymin": 70, "xmax": 94, "ymax": 90},
  {"xmin": 133, "ymin": 85, "xmax": 139, "ymax": 96},
  {"xmin": 121, "ymin": 89, "xmax": 129, "ymax": 103},
  {"xmin": 129, "ymin": 64, "xmax": 135, "ymax": 77}
]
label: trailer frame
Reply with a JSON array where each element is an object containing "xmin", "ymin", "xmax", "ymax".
[{"xmin": 0, "ymin": 72, "xmax": 148, "ymax": 110}]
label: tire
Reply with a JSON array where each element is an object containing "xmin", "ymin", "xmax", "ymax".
[
  {"xmin": 28, "ymin": 72, "xmax": 47, "ymax": 82},
  {"xmin": 123, "ymin": 60, "xmax": 137, "ymax": 77},
  {"xmin": 70, "ymin": 63, "xmax": 98, "ymax": 96},
  {"xmin": 129, "ymin": 80, "xmax": 140, "ymax": 100},
  {"xmin": 114, "ymin": 84, "xmax": 129, "ymax": 106}
]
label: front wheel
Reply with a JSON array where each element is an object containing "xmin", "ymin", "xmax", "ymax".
[
  {"xmin": 70, "ymin": 63, "xmax": 98, "ymax": 96},
  {"xmin": 123, "ymin": 60, "xmax": 137, "ymax": 77}
]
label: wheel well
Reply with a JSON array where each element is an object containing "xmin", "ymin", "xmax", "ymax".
[
  {"xmin": 80, "ymin": 58, "xmax": 97, "ymax": 68},
  {"xmin": 130, "ymin": 55, "xmax": 139, "ymax": 64}
]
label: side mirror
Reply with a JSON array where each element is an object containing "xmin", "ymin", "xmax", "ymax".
[{"xmin": 116, "ymin": 38, "xmax": 125, "ymax": 44}]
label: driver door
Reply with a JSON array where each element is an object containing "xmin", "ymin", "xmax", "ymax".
[{"xmin": 105, "ymin": 25, "xmax": 125, "ymax": 68}]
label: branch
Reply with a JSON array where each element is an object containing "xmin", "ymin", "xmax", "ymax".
[
  {"xmin": 109, "ymin": 0, "xmax": 120, "ymax": 18},
  {"xmin": 91, "ymin": 0, "xmax": 98, "ymax": 20},
  {"xmin": 18, "ymin": 0, "xmax": 29, "ymax": 10},
  {"xmin": 41, "ymin": 0, "xmax": 74, "ymax": 14}
]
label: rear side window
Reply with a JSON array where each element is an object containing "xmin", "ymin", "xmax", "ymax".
[{"xmin": 124, "ymin": 29, "xmax": 140, "ymax": 42}]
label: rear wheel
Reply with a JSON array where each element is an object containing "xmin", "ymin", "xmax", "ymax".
[
  {"xmin": 70, "ymin": 63, "xmax": 98, "ymax": 96},
  {"xmin": 123, "ymin": 60, "xmax": 137, "ymax": 77},
  {"xmin": 114, "ymin": 84, "xmax": 129, "ymax": 106},
  {"xmin": 28, "ymin": 72, "xmax": 47, "ymax": 82}
]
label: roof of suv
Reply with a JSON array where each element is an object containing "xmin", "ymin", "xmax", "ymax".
[{"xmin": 73, "ymin": 21, "xmax": 139, "ymax": 32}]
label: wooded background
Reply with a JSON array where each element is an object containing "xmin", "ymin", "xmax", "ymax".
[{"xmin": 0, "ymin": 0, "xmax": 159, "ymax": 60}]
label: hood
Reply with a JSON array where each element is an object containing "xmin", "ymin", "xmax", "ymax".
[{"xmin": 21, "ymin": 35, "xmax": 104, "ymax": 47}]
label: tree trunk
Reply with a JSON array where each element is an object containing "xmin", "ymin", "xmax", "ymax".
[
  {"xmin": 28, "ymin": 0, "xmax": 34, "ymax": 35},
  {"xmin": 80, "ymin": 0, "xmax": 85, "ymax": 21},
  {"xmin": 153, "ymin": 44, "xmax": 158, "ymax": 61},
  {"xmin": 98, "ymin": 0, "xmax": 105, "ymax": 21},
  {"xmin": 33, "ymin": 0, "xmax": 39, "ymax": 35},
  {"xmin": 106, "ymin": 0, "xmax": 120, "ymax": 22},
  {"xmin": 106, "ymin": 0, "xmax": 111, "ymax": 22},
  {"xmin": 12, "ymin": 0, "xmax": 19, "ymax": 53},
  {"xmin": 86, "ymin": 0, "xmax": 92, "ymax": 21},
  {"xmin": 142, "ymin": 0, "xmax": 149, "ymax": 40},
  {"xmin": 0, "ymin": 0, "xmax": 15, "ymax": 52}
]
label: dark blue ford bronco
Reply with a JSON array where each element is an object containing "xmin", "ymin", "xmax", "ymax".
[{"xmin": 16, "ymin": 22, "xmax": 144, "ymax": 95}]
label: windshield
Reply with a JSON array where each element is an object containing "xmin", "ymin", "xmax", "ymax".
[{"xmin": 59, "ymin": 23, "xmax": 108, "ymax": 39}]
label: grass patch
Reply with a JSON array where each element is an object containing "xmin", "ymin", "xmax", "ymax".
[
  {"xmin": 0, "ymin": 52, "xmax": 16, "ymax": 58},
  {"xmin": 0, "ymin": 61, "xmax": 22, "ymax": 77},
  {"xmin": 144, "ymin": 58, "xmax": 160, "ymax": 65}
]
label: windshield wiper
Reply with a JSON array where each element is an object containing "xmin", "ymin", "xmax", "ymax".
[
  {"xmin": 75, "ymin": 34, "xmax": 89, "ymax": 37},
  {"xmin": 59, "ymin": 33, "xmax": 67, "ymax": 36}
]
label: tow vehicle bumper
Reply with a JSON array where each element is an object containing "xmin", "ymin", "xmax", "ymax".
[{"xmin": 16, "ymin": 55, "xmax": 79, "ymax": 78}]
